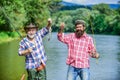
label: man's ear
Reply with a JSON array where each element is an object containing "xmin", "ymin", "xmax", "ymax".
[{"xmin": 84, "ymin": 27, "xmax": 86, "ymax": 30}]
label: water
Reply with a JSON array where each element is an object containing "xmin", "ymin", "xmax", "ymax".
[
  {"xmin": 0, "ymin": 39, "xmax": 25, "ymax": 80},
  {"xmin": 0, "ymin": 33, "xmax": 120, "ymax": 80}
]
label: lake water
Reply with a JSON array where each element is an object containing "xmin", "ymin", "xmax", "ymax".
[{"xmin": 0, "ymin": 32, "xmax": 120, "ymax": 80}]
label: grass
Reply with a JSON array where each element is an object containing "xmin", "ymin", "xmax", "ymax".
[{"xmin": 0, "ymin": 31, "xmax": 22, "ymax": 44}]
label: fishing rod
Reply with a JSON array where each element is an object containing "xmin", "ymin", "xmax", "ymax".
[
  {"xmin": 1, "ymin": 6, "xmax": 27, "ymax": 80},
  {"xmin": 83, "ymin": 4, "xmax": 100, "ymax": 80},
  {"xmin": 0, "ymin": 6, "xmax": 23, "ymax": 38}
]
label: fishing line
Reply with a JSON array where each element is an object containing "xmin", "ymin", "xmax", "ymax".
[
  {"xmin": 48, "ymin": 27, "xmax": 52, "ymax": 41},
  {"xmin": 47, "ymin": 18, "xmax": 52, "ymax": 41},
  {"xmin": 47, "ymin": 12, "xmax": 61, "ymax": 41},
  {"xmin": 1, "ymin": 5, "xmax": 52, "ymax": 80},
  {"xmin": 89, "ymin": 15, "xmax": 100, "ymax": 80},
  {"xmin": 89, "ymin": 17, "xmax": 99, "ymax": 64},
  {"xmin": 1, "ymin": 6, "xmax": 27, "ymax": 80}
]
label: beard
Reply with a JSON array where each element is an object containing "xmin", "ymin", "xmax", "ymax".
[
  {"xmin": 75, "ymin": 30, "xmax": 84, "ymax": 38},
  {"xmin": 27, "ymin": 34, "xmax": 35, "ymax": 39}
]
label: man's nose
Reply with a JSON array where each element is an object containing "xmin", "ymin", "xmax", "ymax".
[{"xmin": 76, "ymin": 28, "xmax": 81, "ymax": 30}]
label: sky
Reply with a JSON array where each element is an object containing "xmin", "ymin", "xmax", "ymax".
[{"xmin": 63, "ymin": 0, "xmax": 120, "ymax": 4}]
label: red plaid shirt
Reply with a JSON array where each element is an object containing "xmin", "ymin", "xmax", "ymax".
[{"xmin": 57, "ymin": 33, "xmax": 96, "ymax": 68}]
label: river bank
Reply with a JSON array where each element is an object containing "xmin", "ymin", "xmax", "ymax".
[
  {"xmin": 0, "ymin": 33, "xmax": 120, "ymax": 80},
  {"xmin": 0, "ymin": 31, "xmax": 25, "ymax": 44}
]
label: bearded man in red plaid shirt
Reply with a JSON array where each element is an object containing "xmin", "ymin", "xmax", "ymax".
[{"xmin": 57, "ymin": 20, "xmax": 99, "ymax": 80}]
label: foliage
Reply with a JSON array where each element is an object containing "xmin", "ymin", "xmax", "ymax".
[
  {"xmin": 0, "ymin": 32, "xmax": 9, "ymax": 39},
  {"xmin": 0, "ymin": 0, "xmax": 62, "ymax": 32},
  {"xmin": 112, "ymin": 15, "xmax": 120, "ymax": 35},
  {"xmin": 0, "ymin": 31, "xmax": 20, "ymax": 44},
  {"xmin": 0, "ymin": 0, "xmax": 120, "ymax": 37},
  {"xmin": 0, "ymin": 0, "xmax": 26, "ymax": 31},
  {"xmin": 92, "ymin": 3, "xmax": 113, "ymax": 15},
  {"xmin": 52, "ymin": 4, "xmax": 120, "ymax": 35}
]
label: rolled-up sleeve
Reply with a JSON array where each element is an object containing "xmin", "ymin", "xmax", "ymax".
[
  {"xmin": 18, "ymin": 41, "xmax": 25, "ymax": 56},
  {"xmin": 37, "ymin": 27, "xmax": 49, "ymax": 38},
  {"xmin": 57, "ymin": 33, "xmax": 70, "ymax": 44},
  {"xmin": 88, "ymin": 37, "xmax": 96, "ymax": 55}
]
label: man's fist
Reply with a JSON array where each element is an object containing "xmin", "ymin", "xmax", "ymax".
[
  {"xmin": 48, "ymin": 18, "xmax": 52, "ymax": 24},
  {"xmin": 91, "ymin": 52, "xmax": 100, "ymax": 59},
  {"xmin": 60, "ymin": 22, "xmax": 65, "ymax": 31}
]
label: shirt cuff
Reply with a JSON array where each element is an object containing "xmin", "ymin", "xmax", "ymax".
[
  {"xmin": 57, "ymin": 33, "xmax": 64, "ymax": 37},
  {"xmin": 44, "ymin": 27, "xmax": 49, "ymax": 32}
]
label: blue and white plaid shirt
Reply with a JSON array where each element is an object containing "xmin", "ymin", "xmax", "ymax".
[{"xmin": 18, "ymin": 27, "xmax": 49, "ymax": 69}]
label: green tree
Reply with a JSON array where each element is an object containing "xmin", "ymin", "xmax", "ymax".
[
  {"xmin": 0, "ymin": 0, "xmax": 62, "ymax": 31},
  {"xmin": 92, "ymin": 14, "xmax": 107, "ymax": 33},
  {"xmin": 0, "ymin": 0, "xmax": 26, "ymax": 31},
  {"xmin": 92, "ymin": 3, "xmax": 113, "ymax": 15},
  {"xmin": 112, "ymin": 15, "xmax": 120, "ymax": 35}
]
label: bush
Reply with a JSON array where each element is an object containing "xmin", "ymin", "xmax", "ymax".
[
  {"xmin": 9, "ymin": 32, "xmax": 19, "ymax": 38},
  {"xmin": 0, "ymin": 32, "xmax": 9, "ymax": 39},
  {"xmin": 0, "ymin": 31, "xmax": 20, "ymax": 44}
]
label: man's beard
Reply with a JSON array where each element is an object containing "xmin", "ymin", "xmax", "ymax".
[
  {"xmin": 75, "ymin": 30, "xmax": 84, "ymax": 38},
  {"xmin": 27, "ymin": 34, "xmax": 35, "ymax": 39}
]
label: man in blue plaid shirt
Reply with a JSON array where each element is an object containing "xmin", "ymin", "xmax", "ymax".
[{"xmin": 18, "ymin": 18, "xmax": 52, "ymax": 80}]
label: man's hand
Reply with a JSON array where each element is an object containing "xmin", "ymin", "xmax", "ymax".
[
  {"xmin": 46, "ymin": 18, "xmax": 52, "ymax": 29},
  {"xmin": 36, "ymin": 63, "xmax": 45, "ymax": 71},
  {"xmin": 27, "ymin": 47, "xmax": 33, "ymax": 53},
  {"xmin": 48, "ymin": 18, "xmax": 52, "ymax": 24},
  {"xmin": 91, "ymin": 52, "xmax": 100, "ymax": 59},
  {"xmin": 21, "ymin": 47, "xmax": 33, "ymax": 55},
  {"xmin": 60, "ymin": 22, "xmax": 65, "ymax": 30},
  {"xmin": 58, "ymin": 22, "xmax": 65, "ymax": 33}
]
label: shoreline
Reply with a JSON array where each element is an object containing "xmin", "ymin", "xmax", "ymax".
[{"xmin": 0, "ymin": 37, "xmax": 20, "ymax": 44}]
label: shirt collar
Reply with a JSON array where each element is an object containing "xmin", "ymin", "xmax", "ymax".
[{"xmin": 82, "ymin": 32, "xmax": 87, "ymax": 37}]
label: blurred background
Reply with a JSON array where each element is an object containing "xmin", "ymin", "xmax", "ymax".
[{"xmin": 0, "ymin": 0, "xmax": 120, "ymax": 80}]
